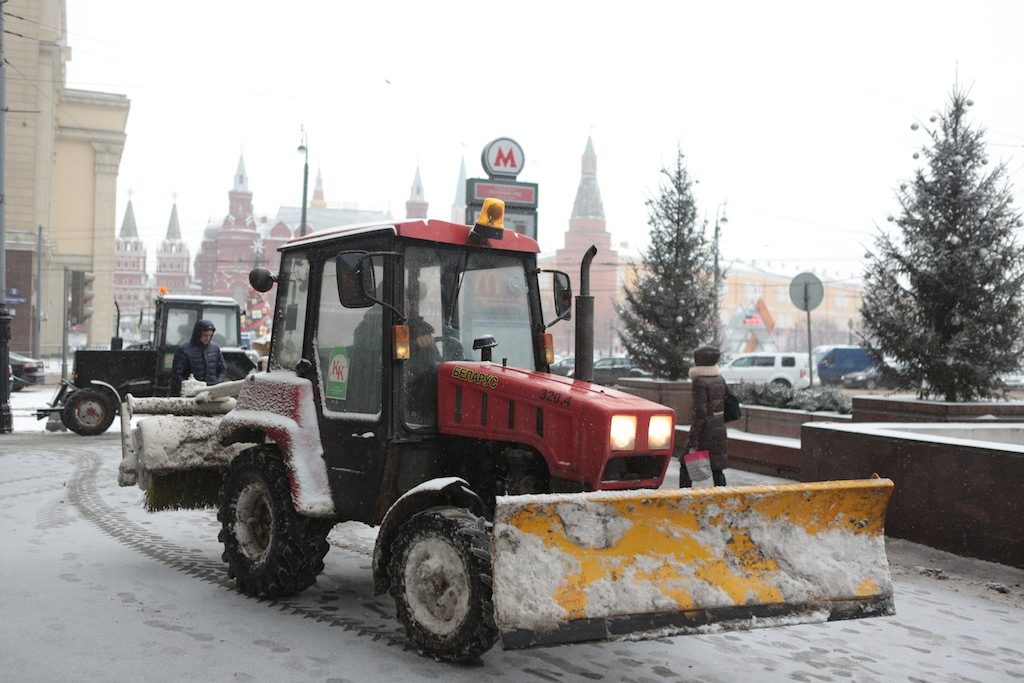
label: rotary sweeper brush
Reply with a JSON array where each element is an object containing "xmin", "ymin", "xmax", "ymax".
[{"xmin": 117, "ymin": 198, "xmax": 895, "ymax": 660}]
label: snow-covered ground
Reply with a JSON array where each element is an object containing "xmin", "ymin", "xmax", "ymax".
[{"xmin": 3, "ymin": 386, "xmax": 1024, "ymax": 681}]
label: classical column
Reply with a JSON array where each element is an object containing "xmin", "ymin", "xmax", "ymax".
[{"xmin": 89, "ymin": 138, "xmax": 125, "ymax": 346}]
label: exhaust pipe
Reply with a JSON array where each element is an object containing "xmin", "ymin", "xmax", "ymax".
[{"xmin": 574, "ymin": 245, "xmax": 597, "ymax": 383}]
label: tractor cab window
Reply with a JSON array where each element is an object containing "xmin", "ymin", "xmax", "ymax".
[
  {"xmin": 270, "ymin": 253, "xmax": 310, "ymax": 371},
  {"xmin": 202, "ymin": 306, "xmax": 240, "ymax": 347},
  {"xmin": 315, "ymin": 258, "xmax": 383, "ymax": 418},
  {"xmin": 166, "ymin": 307, "xmax": 198, "ymax": 347},
  {"xmin": 402, "ymin": 245, "xmax": 535, "ymax": 428}
]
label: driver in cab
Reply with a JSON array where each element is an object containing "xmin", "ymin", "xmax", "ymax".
[
  {"xmin": 406, "ymin": 314, "xmax": 442, "ymax": 422},
  {"xmin": 171, "ymin": 319, "xmax": 227, "ymax": 396}
]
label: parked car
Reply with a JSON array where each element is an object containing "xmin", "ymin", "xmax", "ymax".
[
  {"xmin": 817, "ymin": 346, "xmax": 872, "ymax": 385},
  {"xmin": 998, "ymin": 371, "xmax": 1024, "ymax": 390},
  {"xmin": 549, "ymin": 356, "xmax": 575, "ymax": 377},
  {"xmin": 720, "ymin": 352, "xmax": 811, "ymax": 389},
  {"xmin": 577, "ymin": 357, "xmax": 651, "ymax": 386},
  {"xmin": 842, "ymin": 366, "xmax": 898, "ymax": 390},
  {"xmin": 9, "ymin": 351, "xmax": 45, "ymax": 389}
]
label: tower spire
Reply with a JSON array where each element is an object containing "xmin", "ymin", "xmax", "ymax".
[
  {"xmin": 234, "ymin": 154, "xmax": 248, "ymax": 192},
  {"xmin": 119, "ymin": 195, "xmax": 138, "ymax": 239},
  {"xmin": 165, "ymin": 197, "xmax": 181, "ymax": 240},
  {"xmin": 571, "ymin": 135, "xmax": 604, "ymax": 220},
  {"xmin": 451, "ymin": 156, "xmax": 467, "ymax": 223},
  {"xmin": 311, "ymin": 167, "xmax": 326, "ymax": 208},
  {"xmin": 406, "ymin": 166, "xmax": 428, "ymax": 219}
]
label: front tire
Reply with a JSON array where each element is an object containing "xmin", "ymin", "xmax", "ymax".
[
  {"xmin": 389, "ymin": 507, "xmax": 499, "ymax": 661},
  {"xmin": 218, "ymin": 447, "xmax": 332, "ymax": 598},
  {"xmin": 62, "ymin": 388, "xmax": 115, "ymax": 435}
]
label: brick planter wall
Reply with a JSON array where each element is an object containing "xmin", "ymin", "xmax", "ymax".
[
  {"xmin": 853, "ymin": 396, "xmax": 1024, "ymax": 423},
  {"xmin": 675, "ymin": 425, "xmax": 802, "ymax": 479},
  {"xmin": 734, "ymin": 405, "xmax": 851, "ymax": 439},
  {"xmin": 801, "ymin": 422, "xmax": 1024, "ymax": 569}
]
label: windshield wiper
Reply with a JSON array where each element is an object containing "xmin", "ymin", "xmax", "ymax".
[{"xmin": 445, "ymin": 250, "xmax": 471, "ymax": 330}]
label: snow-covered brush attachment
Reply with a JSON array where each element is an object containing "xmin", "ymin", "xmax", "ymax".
[
  {"xmin": 491, "ymin": 479, "xmax": 895, "ymax": 649},
  {"xmin": 118, "ymin": 380, "xmax": 248, "ymax": 512}
]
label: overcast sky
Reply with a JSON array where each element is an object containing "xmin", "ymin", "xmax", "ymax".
[{"xmin": 63, "ymin": 0, "xmax": 1024, "ymax": 281}]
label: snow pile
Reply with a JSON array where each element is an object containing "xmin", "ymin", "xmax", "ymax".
[
  {"xmin": 219, "ymin": 371, "xmax": 335, "ymax": 517},
  {"xmin": 127, "ymin": 395, "xmax": 236, "ymax": 416},
  {"xmin": 492, "ymin": 487, "xmax": 893, "ymax": 635},
  {"xmin": 553, "ymin": 501, "xmax": 632, "ymax": 549},
  {"xmin": 179, "ymin": 375, "xmax": 208, "ymax": 397}
]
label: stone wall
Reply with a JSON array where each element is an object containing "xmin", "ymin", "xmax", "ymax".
[
  {"xmin": 853, "ymin": 396, "xmax": 1024, "ymax": 423},
  {"xmin": 801, "ymin": 422, "xmax": 1024, "ymax": 569}
]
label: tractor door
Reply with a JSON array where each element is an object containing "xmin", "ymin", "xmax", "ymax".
[{"xmin": 308, "ymin": 245, "xmax": 391, "ymax": 523}]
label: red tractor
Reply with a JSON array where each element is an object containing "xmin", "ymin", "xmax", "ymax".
[{"xmin": 120, "ymin": 199, "xmax": 894, "ymax": 661}]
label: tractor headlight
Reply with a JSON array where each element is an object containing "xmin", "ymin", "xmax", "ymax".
[
  {"xmin": 609, "ymin": 415, "xmax": 637, "ymax": 451},
  {"xmin": 647, "ymin": 415, "xmax": 674, "ymax": 450}
]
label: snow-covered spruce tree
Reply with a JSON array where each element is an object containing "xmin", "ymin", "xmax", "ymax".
[
  {"xmin": 861, "ymin": 89, "xmax": 1024, "ymax": 401},
  {"xmin": 617, "ymin": 149, "xmax": 716, "ymax": 380}
]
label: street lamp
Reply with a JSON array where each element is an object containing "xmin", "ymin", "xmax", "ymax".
[
  {"xmin": 298, "ymin": 127, "xmax": 309, "ymax": 237},
  {"xmin": 712, "ymin": 202, "xmax": 728, "ymax": 346}
]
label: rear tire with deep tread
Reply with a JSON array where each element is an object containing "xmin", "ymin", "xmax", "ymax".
[
  {"xmin": 217, "ymin": 447, "xmax": 332, "ymax": 598},
  {"xmin": 389, "ymin": 507, "xmax": 498, "ymax": 661}
]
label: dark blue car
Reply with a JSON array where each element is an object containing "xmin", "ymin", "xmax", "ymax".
[{"xmin": 817, "ymin": 346, "xmax": 872, "ymax": 385}]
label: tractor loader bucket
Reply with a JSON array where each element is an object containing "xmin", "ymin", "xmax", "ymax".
[
  {"xmin": 118, "ymin": 380, "xmax": 248, "ymax": 511},
  {"xmin": 491, "ymin": 479, "xmax": 894, "ymax": 649}
]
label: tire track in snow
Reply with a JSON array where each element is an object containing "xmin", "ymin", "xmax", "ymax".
[
  {"xmin": 66, "ymin": 451, "xmax": 612, "ymax": 680},
  {"xmin": 65, "ymin": 452, "xmax": 416, "ymax": 654}
]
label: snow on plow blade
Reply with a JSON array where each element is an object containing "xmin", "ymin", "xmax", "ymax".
[{"xmin": 491, "ymin": 479, "xmax": 895, "ymax": 650}]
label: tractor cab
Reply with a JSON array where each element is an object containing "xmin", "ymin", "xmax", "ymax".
[
  {"xmin": 151, "ymin": 294, "xmax": 251, "ymax": 393},
  {"xmin": 254, "ymin": 200, "xmax": 572, "ymax": 521}
]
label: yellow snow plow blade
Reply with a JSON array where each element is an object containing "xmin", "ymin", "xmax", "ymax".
[{"xmin": 491, "ymin": 479, "xmax": 895, "ymax": 649}]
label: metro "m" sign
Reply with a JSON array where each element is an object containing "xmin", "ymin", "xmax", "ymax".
[{"xmin": 482, "ymin": 137, "xmax": 525, "ymax": 178}]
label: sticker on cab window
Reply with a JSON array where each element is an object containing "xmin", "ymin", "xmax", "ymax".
[{"xmin": 326, "ymin": 347, "xmax": 349, "ymax": 399}]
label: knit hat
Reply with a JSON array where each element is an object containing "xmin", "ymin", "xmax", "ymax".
[
  {"xmin": 408, "ymin": 315, "xmax": 435, "ymax": 339},
  {"xmin": 693, "ymin": 345, "xmax": 720, "ymax": 367}
]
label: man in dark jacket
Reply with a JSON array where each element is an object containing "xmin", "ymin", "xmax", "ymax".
[
  {"xmin": 171, "ymin": 319, "xmax": 227, "ymax": 396},
  {"xmin": 682, "ymin": 345, "xmax": 728, "ymax": 487}
]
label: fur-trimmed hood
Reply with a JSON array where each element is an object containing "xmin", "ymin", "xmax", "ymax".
[{"xmin": 688, "ymin": 365, "xmax": 721, "ymax": 380}]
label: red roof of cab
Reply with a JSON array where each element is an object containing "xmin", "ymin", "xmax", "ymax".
[{"xmin": 282, "ymin": 218, "xmax": 540, "ymax": 254}]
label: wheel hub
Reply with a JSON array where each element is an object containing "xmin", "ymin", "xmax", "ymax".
[
  {"xmin": 76, "ymin": 400, "xmax": 105, "ymax": 428},
  {"xmin": 403, "ymin": 537, "xmax": 470, "ymax": 636},
  {"xmin": 235, "ymin": 483, "xmax": 274, "ymax": 564}
]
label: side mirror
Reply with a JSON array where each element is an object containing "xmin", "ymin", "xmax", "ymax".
[
  {"xmin": 249, "ymin": 267, "xmax": 276, "ymax": 293},
  {"xmin": 553, "ymin": 271, "xmax": 572, "ymax": 320},
  {"xmin": 337, "ymin": 252, "xmax": 375, "ymax": 308},
  {"xmin": 540, "ymin": 269, "xmax": 572, "ymax": 329}
]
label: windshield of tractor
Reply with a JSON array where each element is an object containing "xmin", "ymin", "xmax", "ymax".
[
  {"xmin": 403, "ymin": 244, "xmax": 535, "ymax": 428},
  {"xmin": 202, "ymin": 306, "xmax": 240, "ymax": 347}
]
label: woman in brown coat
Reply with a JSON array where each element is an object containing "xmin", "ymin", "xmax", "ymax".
[{"xmin": 682, "ymin": 345, "xmax": 728, "ymax": 487}]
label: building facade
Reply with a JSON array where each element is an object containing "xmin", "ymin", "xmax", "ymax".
[
  {"xmin": 3, "ymin": 0, "xmax": 129, "ymax": 354},
  {"xmin": 192, "ymin": 158, "xmax": 391, "ymax": 300}
]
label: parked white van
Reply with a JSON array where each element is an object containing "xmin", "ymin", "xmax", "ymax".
[{"xmin": 720, "ymin": 352, "xmax": 811, "ymax": 389}]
